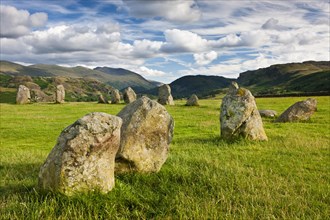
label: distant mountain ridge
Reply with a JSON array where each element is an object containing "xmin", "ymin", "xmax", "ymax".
[
  {"xmin": 237, "ymin": 61, "xmax": 330, "ymax": 96},
  {"xmin": 1, "ymin": 60, "xmax": 329, "ymax": 103},
  {"xmin": 93, "ymin": 67, "xmax": 155, "ymax": 92},
  {"xmin": 169, "ymin": 61, "xmax": 329, "ymax": 98},
  {"xmin": 170, "ymin": 75, "xmax": 233, "ymax": 98},
  {"xmin": 0, "ymin": 60, "xmax": 156, "ymax": 92}
]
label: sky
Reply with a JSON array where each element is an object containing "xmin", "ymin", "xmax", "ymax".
[{"xmin": 0, "ymin": 0, "xmax": 329, "ymax": 83}]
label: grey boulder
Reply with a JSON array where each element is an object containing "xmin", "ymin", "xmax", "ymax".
[
  {"xmin": 158, "ymin": 84, "xmax": 174, "ymax": 105},
  {"xmin": 116, "ymin": 96, "xmax": 174, "ymax": 173},
  {"xmin": 16, "ymin": 85, "xmax": 31, "ymax": 104},
  {"xmin": 110, "ymin": 89, "xmax": 121, "ymax": 104},
  {"xmin": 220, "ymin": 82, "xmax": 267, "ymax": 141},
  {"xmin": 186, "ymin": 94, "xmax": 199, "ymax": 106},
  {"xmin": 259, "ymin": 110, "xmax": 277, "ymax": 118},
  {"xmin": 275, "ymin": 98, "xmax": 317, "ymax": 122},
  {"xmin": 55, "ymin": 85, "xmax": 65, "ymax": 104},
  {"xmin": 98, "ymin": 94, "xmax": 108, "ymax": 104},
  {"xmin": 38, "ymin": 112, "xmax": 122, "ymax": 195},
  {"xmin": 123, "ymin": 87, "xmax": 137, "ymax": 104}
]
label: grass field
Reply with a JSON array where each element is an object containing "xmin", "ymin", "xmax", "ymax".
[{"xmin": 1, "ymin": 96, "xmax": 329, "ymax": 219}]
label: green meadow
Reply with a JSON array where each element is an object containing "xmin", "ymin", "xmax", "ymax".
[{"xmin": 0, "ymin": 96, "xmax": 329, "ymax": 219}]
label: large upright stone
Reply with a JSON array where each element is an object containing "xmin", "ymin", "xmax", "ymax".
[
  {"xmin": 158, "ymin": 84, "xmax": 174, "ymax": 105},
  {"xmin": 220, "ymin": 82, "xmax": 267, "ymax": 141},
  {"xmin": 123, "ymin": 87, "xmax": 137, "ymax": 104},
  {"xmin": 110, "ymin": 89, "xmax": 121, "ymax": 104},
  {"xmin": 116, "ymin": 96, "xmax": 174, "ymax": 173},
  {"xmin": 16, "ymin": 85, "xmax": 31, "ymax": 104},
  {"xmin": 38, "ymin": 112, "xmax": 122, "ymax": 195},
  {"xmin": 186, "ymin": 94, "xmax": 199, "ymax": 106},
  {"xmin": 55, "ymin": 85, "xmax": 65, "ymax": 103},
  {"xmin": 275, "ymin": 98, "xmax": 317, "ymax": 122}
]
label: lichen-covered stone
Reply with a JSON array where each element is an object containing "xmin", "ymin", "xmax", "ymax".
[
  {"xmin": 110, "ymin": 89, "xmax": 121, "ymax": 104},
  {"xmin": 186, "ymin": 94, "xmax": 199, "ymax": 106},
  {"xmin": 259, "ymin": 110, "xmax": 277, "ymax": 118},
  {"xmin": 38, "ymin": 112, "xmax": 122, "ymax": 195},
  {"xmin": 116, "ymin": 96, "xmax": 174, "ymax": 173},
  {"xmin": 55, "ymin": 85, "xmax": 65, "ymax": 103},
  {"xmin": 123, "ymin": 87, "xmax": 137, "ymax": 104},
  {"xmin": 158, "ymin": 84, "xmax": 174, "ymax": 105},
  {"xmin": 275, "ymin": 98, "xmax": 317, "ymax": 122},
  {"xmin": 16, "ymin": 85, "xmax": 31, "ymax": 104},
  {"xmin": 220, "ymin": 82, "xmax": 267, "ymax": 141}
]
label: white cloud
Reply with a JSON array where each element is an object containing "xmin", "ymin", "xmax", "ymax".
[
  {"xmin": 24, "ymin": 24, "xmax": 122, "ymax": 53},
  {"xmin": 123, "ymin": 0, "xmax": 201, "ymax": 22},
  {"xmin": 0, "ymin": 38, "xmax": 29, "ymax": 54},
  {"xmin": 194, "ymin": 51, "xmax": 217, "ymax": 65},
  {"xmin": 161, "ymin": 29, "xmax": 208, "ymax": 53},
  {"xmin": 138, "ymin": 66, "xmax": 166, "ymax": 76},
  {"xmin": 132, "ymin": 39, "xmax": 163, "ymax": 58},
  {"xmin": 0, "ymin": 5, "xmax": 47, "ymax": 38}
]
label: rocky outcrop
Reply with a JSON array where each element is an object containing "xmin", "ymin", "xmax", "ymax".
[
  {"xmin": 110, "ymin": 89, "xmax": 121, "ymax": 104},
  {"xmin": 220, "ymin": 82, "xmax": 267, "ymax": 141},
  {"xmin": 116, "ymin": 96, "xmax": 174, "ymax": 173},
  {"xmin": 259, "ymin": 110, "xmax": 277, "ymax": 118},
  {"xmin": 158, "ymin": 84, "xmax": 174, "ymax": 105},
  {"xmin": 38, "ymin": 112, "xmax": 122, "ymax": 195},
  {"xmin": 55, "ymin": 85, "xmax": 65, "ymax": 103},
  {"xmin": 275, "ymin": 98, "xmax": 317, "ymax": 122},
  {"xmin": 186, "ymin": 94, "xmax": 199, "ymax": 106},
  {"xmin": 16, "ymin": 85, "xmax": 31, "ymax": 104},
  {"xmin": 123, "ymin": 87, "xmax": 137, "ymax": 104}
]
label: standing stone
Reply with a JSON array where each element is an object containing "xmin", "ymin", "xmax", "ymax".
[
  {"xmin": 275, "ymin": 98, "xmax": 317, "ymax": 122},
  {"xmin": 55, "ymin": 85, "xmax": 65, "ymax": 103},
  {"xmin": 116, "ymin": 96, "xmax": 174, "ymax": 173},
  {"xmin": 158, "ymin": 84, "xmax": 174, "ymax": 105},
  {"xmin": 98, "ymin": 94, "xmax": 108, "ymax": 104},
  {"xmin": 220, "ymin": 82, "xmax": 267, "ymax": 141},
  {"xmin": 16, "ymin": 85, "xmax": 31, "ymax": 104},
  {"xmin": 38, "ymin": 112, "xmax": 122, "ymax": 195},
  {"xmin": 110, "ymin": 89, "xmax": 121, "ymax": 104},
  {"xmin": 123, "ymin": 87, "xmax": 137, "ymax": 104},
  {"xmin": 259, "ymin": 110, "xmax": 277, "ymax": 118},
  {"xmin": 186, "ymin": 94, "xmax": 199, "ymax": 106}
]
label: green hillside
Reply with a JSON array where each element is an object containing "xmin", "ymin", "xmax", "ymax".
[
  {"xmin": 0, "ymin": 61, "xmax": 156, "ymax": 91},
  {"xmin": 0, "ymin": 74, "xmax": 114, "ymax": 103},
  {"xmin": 237, "ymin": 61, "xmax": 330, "ymax": 95},
  {"xmin": 166, "ymin": 61, "xmax": 329, "ymax": 98},
  {"xmin": 1, "ymin": 60, "xmax": 329, "ymax": 102}
]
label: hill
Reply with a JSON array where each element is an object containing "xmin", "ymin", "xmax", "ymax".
[
  {"xmin": 169, "ymin": 75, "xmax": 233, "ymax": 98},
  {"xmin": 0, "ymin": 61, "xmax": 156, "ymax": 92},
  {"xmin": 1, "ymin": 60, "xmax": 329, "ymax": 102},
  {"xmin": 94, "ymin": 67, "xmax": 155, "ymax": 92},
  {"xmin": 237, "ymin": 61, "xmax": 330, "ymax": 96},
  {"xmin": 165, "ymin": 61, "xmax": 329, "ymax": 98}
]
